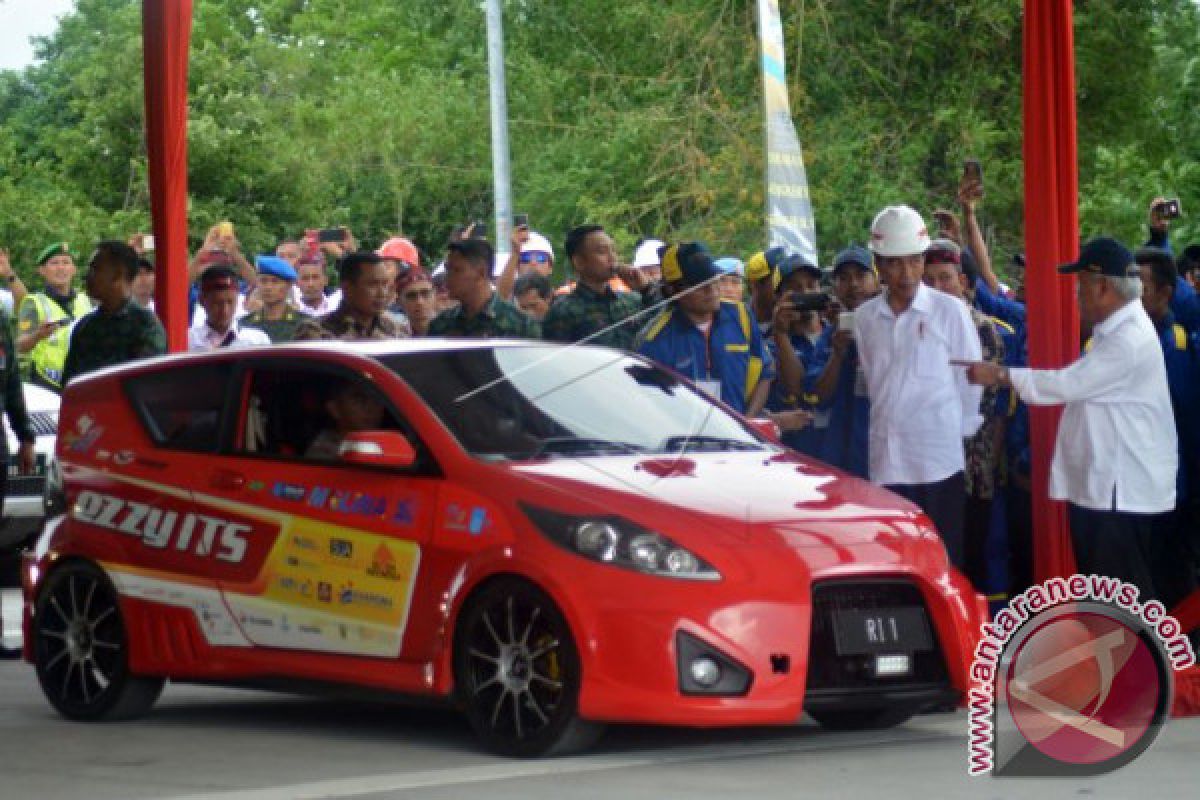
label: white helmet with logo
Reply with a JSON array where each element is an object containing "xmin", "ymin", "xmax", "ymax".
[{"xmin": 869, "ymin": 205, "xmax": 931, "ymax": 257}]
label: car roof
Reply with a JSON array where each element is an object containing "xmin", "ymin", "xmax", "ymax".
[{"xmin": 64, "ymin": 338, "xmax": 583, "ymax": 387}]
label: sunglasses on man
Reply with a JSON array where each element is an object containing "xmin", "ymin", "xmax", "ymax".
[{"xmin": 520, "ymin": 252, "xmax": 551, "ymax": 265}]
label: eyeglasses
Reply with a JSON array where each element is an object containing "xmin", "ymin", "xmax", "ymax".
[{"xmin": 520, "ymin": 252, "xmax": 550, "ymax": 265}]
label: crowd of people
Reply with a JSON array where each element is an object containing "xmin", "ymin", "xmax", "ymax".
[{"xmin": 4, "ymin": 171, "xmax": 1199, "ymax": 617}]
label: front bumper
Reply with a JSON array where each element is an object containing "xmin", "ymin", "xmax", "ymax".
[{"xmin": 533, "ymin": 563, "xmax": 983, "ymax": 727}]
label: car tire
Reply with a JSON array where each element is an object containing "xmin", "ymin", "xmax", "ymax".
[
  {"xmin": 453, "ymin": 577, "xmax": 603, "ymax": 757},
  {"xmin": 809, "ymin": 705, "xmax": 916, "ymax": 731},
  {"xmin": 33, "ymin": 561, "xmax": 164, "ymax": 721}
]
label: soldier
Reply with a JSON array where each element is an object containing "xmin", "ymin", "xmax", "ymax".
[
  {"xmin": 428, "ymin": 238, "xmax": 541, "ymax": 339},
  {"xmin": 541, "ymin": 225, "xmax": 643, "ymax": 349},
  {"xmin": 241, "ymin": 256, "xmax": 304, "ymax": 343},
  {"xmin": 61, "ymin": 242, "xmax": 166, "ymax": 388},
  {"xmin": 294, "ymin": 251, "xmax": 410, "ymax": 341},
  {"xmin": 16, "ymin": 242, "xmax": 93, "ymax": 392}
]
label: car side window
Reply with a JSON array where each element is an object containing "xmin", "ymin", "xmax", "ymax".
[
  {"xmin": 235, "ymin": 365, "xmax": 420, "ymax": 469},
  {"xmin": 125, "ymin": 363, "xmax": 234, "ymax": 452}
]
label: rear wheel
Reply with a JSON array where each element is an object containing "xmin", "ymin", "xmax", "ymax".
[
  {"xmin": 453, "ymin": 578, "xmax": 603, "ymax": 757},
  {"xmin": 33, "ymin": 561, "xmax": 164, "ymax": 721}
]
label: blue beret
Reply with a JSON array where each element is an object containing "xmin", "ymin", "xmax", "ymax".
[{"xmin": 255, "ymin": 255, "xmax": 297, "ymax": 281}]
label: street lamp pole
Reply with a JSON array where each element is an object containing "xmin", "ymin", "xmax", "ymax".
[{"xmin": 485, "ymin": 0, "xmax": 513, "ymax": 258}]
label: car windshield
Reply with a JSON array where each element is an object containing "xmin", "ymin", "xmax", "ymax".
[{"xmin": 380, "ymin": 346, "xmax": 768, "ymax": 461}]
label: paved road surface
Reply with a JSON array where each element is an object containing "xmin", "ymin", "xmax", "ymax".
[{"xmin": 0, "ymin": 596, "xmax": 1197, "ymax": 800}]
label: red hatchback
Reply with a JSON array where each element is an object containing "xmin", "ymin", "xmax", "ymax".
[{"xmin": 23, "ymin": 340, "xmax": 986, "ymax": 755}]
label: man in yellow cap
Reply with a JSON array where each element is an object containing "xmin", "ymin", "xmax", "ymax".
[{"xmin": 16, "ymin": 242, "xmax": 93, "ymax": 392}]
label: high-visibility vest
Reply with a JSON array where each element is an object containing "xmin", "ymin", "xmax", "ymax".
[{"xmin": 23, "ymin": 292, "xmax": 93, "ymax": 388}]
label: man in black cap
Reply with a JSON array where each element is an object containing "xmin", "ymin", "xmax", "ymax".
[
  {"xmin": 635, "ymin": 242, "xmax": 775, "ymax": 416},
  {"xmin": 764, "ymin": 254, "xmax": 826, "ymax": 456},
  {"xmin": 962, "ymin": 237, "xmax": 1178, "ymax": 601}
]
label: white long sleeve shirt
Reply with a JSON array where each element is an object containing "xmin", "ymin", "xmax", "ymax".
[
  {"xmin": 1008, "ymin": 300, "xmax": 1177, "ymax": 513},
  {"xmin": 187, "ymin": 321, "xmax": 271, "ymax": 352},
  {"xmin": 855, "ymin": 283, "xmax": 984, "ymax": 486}
]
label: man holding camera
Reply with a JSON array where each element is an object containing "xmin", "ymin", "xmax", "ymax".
[
  {"xmin": 765, "ymin": 254, "xmax": 827, "ymax": 456},
  {"xmin": 804, "ymin": 246, "xmax": 879, "ymax": 479},
  {"xmin": 855, "ymin": 206, "xmax": 983, "ymax": 568}
]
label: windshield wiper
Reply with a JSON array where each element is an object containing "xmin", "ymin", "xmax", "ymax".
[
  {"xmin": 659, "ymin": 435, "xmax": 762, "ymax": 453},
  {"xmin": 529, "ymin": 437, "xmax": 647, "ymax": 458}
]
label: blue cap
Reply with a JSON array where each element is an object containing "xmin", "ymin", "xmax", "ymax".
[
  {"xmin": 255, "ymin": 255, "xmax": 297, "ymax": 281},
  {"xmin": 662, "ymin": 241, "xmax": 722, "ymax": 286},
  {"xmin": 777, "ymin": 254, "xmax": 821, "ymax": 280},
  {"xmin": 714, "ymin": 257, "xmax": 745, "ymax": 277},
  {"xmin": 832, "ymin": 245, "xmax": 874, "ymax": 274}
]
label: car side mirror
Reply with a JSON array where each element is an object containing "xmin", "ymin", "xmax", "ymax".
[
  {"xmin": 747, "ymin": 417, "xmax": 781, "ymax": 444},
  {"xmin": 339, "ymin": 431, "xmax": 418, "ymax": 468}
]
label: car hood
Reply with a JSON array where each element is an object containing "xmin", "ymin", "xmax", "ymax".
[{"xmin": 504, "ymin": 450, "xmax": 928, "ymax": 542}]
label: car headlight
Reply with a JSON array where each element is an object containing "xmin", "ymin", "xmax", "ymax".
[{"xmin": 522, "ymin": 504, "xmax": 720, "ymax": 581}]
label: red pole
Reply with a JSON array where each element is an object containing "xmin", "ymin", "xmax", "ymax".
[
  {"xmin": 1022, "ymin": 0, "xmax": 1078, "ymax": 581},
  {"xmin": 142, "ymin": 0, "xmax": 193, "ymax": 353}
]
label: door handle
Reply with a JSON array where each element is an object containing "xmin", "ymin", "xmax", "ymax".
[{"xmin": 209, "ymin": 469, "xmax": 246, "ymax": 491}]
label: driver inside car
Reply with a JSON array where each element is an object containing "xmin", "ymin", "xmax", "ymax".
[{"xmin": 305, "ymin": 381, "xmax": 388, "ymax": 460}]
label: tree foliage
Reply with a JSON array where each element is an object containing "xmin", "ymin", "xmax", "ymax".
[{"xmin": 0, "ymin": 0, "xmax": 1196, "ymax": 281}]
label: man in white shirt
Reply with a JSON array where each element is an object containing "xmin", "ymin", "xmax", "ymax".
[
  {"xmin": 188, "ymin": 267, "xmax": 271, "ymax": 351},
  {"xmin": 855, "ymin": 206, "xmax": 984, "ymax": 569},
  {"xmin": 962, "ymin": 237, "xmax": 1177, "ymax": 602}
]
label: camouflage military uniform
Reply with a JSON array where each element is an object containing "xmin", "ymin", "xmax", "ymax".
[
  {"xmin": 540, "ymin": 282, "xmax": 645, "ymax": 350},
  {"xmin": 293, "ymin": 305, "xmax": 410, "ymax": 341},
  {"xmin": 963, "ymin": 307, "xmax": 1006, "ymax": 499},
  {"xmin": 0, "ymin": 311, "xmax": 34, "ymax": 453},
  {"xmin": 428, "ymin": 292, "xmax": 541, "ymax": 339},
  {"xmin": 240, "ymin": 306, "xmax": 305, "ymax": 343},
  {"xmin": 61, "ymin": 300, "xmax": 166, "ymax": 388}
]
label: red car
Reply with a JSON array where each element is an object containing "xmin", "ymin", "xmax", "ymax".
[{"xmin": 22, "ymin": 341, "xmax": 986, "ymax": 756}]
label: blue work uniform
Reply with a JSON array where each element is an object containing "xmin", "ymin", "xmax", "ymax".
[
  {"xmin": 765, "ymin": 326, "xmax": 828, "ymax": 457},
  {"xmin": 1144, "ymin": 228, "xmax": 1200, "ymax": 334},
  {"xmin": 1155, "ymin": 312, "xmax": 1200, "ymax": 500},
  {"xmin": 636, "ymin": 301, "xmax": 775, "ymax": 415},
  {"xmin": 803, "ymin": 326, "xmax": 869, "ymax": 479}
]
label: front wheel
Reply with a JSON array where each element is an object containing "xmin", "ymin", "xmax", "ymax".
[
  {"xmin": 453, "ymin": 577, "xmax": 603, "ymax": 757},
  {"xmin": 33, "ymin": 561, "xmax": 164, "ymax": 721}
]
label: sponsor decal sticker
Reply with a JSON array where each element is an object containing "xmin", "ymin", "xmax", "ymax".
[
  {"xmin": 73, "ymin": 489, "xmax": 252, "ymax": 564},
  {"xmin": 272, "ymin": 482, "xmax": 307, "ymax": 502},
  {"xmin": 444, "ymin": 503, "xmax": 491, "ymax": 536}
]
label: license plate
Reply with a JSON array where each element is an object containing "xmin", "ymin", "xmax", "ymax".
[
  {"xmin": 832, "ymin": 607, "xmax": 933, "ymax": 655},
  {"xmin": 7, "ymin": 452, "xmax": 47, "ymax": 477}
]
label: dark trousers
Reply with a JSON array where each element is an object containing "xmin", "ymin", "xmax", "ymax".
[
  {"xmin": 964, "ymin": 494, "xmax": 992, "ymax": 591},
  {"xmin": 1150, "ymin": 508, "xmax": 1199, "ymax": 612},
  {"xmin": 1067, "ymin": 503, "xmax": 1161, "ymax": 604},
  {"xmin": 886, "ymin": 471, "xmax": 966, "ymax": 570},
  {"xmin": 1007, "ymin": 483, "xmax": 1034, "ymax": 596}
]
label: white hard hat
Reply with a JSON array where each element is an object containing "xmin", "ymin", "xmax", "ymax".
[
  {"xmin": 521, "ymin": 231, "xmax": 554, "ymax": 257},
  {"xmin": 869, "ymin": 205, "xmax": 930, "ymax": 257},
  {"xmin": 632, "ymin": 238, "xmax": 666, "ymax": 269}
]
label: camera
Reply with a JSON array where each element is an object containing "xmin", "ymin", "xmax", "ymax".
[
  {"xmin": 1155, "ymin": 198, "xmax": 1182, "ymax": 220},
  {"xmin": 788, "ymin": 291, "xmax": 831, "ymax": 313},
  {"xmin": 317, "ymin": 228, "xmax": 345, "ymax": 243}
]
